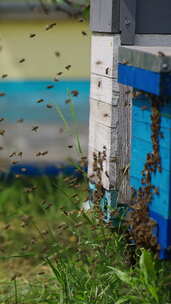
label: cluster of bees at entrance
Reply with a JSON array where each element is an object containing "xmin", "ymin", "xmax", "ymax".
[
  {"xmin": 127, "ymin": 94, "xmax": 163, "ymax": 254},
  {"xmin": 0, "ymin": 9, "xmax": 88, "ymax": 185}
]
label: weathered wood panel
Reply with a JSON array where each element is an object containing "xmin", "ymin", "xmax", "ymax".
[
  {"xmin": 90, "ymin": 74, "xmax": 119, "ymax": 105},
  {"xmin": 91, "ymin": 34, "xmax": 120, "ymax": 78},
  {"xmin": 120, "ymin": 0, "xmax": 136, "ymax": 45},
  {"xmin": 90, "ymin": 0, "xmax": 120, "ymax": 33},
  {"xmin": 89, "ymin": 98, "xmax": 119, "ymax": 128}
]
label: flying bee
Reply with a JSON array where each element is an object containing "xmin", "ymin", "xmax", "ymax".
[
  {"xmin": 2, "ymin": 74, "xmax": 8, "ymax": 78},
  {"xmin": 0, "ymin": 118, "xmax": 4, "ymax": 122},
  {"xmin": 57, "ymin": 72, "xmax": 63, "ymax": 76},
  {"xmin": 17, "ymin": 118, "xmax": 24, "ymax": 123},
  {"xmin": 55, "ymin": 51, "xmax": 60, "ymax": 57},
  {"xmin": 9, "ymin": 152, "xmax": 16, "ymax": 158},
  {"xmin": 53, "ymin": 77, "xmax": 59, "ymax": 82},
  {"xmin": 46, "ymin": 84, "xmax": 54, "ymax": 89},
  {"xmin": 45, "ymin": 22, "xmax": 56, "ymax": 31},
  {"xmin": 65, "ymin": 65, "xmax": 71, "ymax": 70},
  {"xmin": 46, "ymin": 104, "xmax": 53, "ymax": 108},
  {"xmin": 0, "ymin": 92, "xmax": 5, "ymax": 97},
  {"xmin": 36, "ymin": 98, "xmax": 44, "ymax": 103},
  {"xmin": 65, "ymin": 99, "xmax": 72, "ymax": 104},
  {"xmin": 81, "ymin": 31, "xmax": 87, "ymax": 36},
  {"xmin": 42, "ymin": 150, "xmax": 48, "ymax": 156},
  {"xmin": 32, "ymin": 126, "xmax": 39, "ymax": 132},
  {"xmin": 0, "ymin": 129, "xmax": 5, "ymax": 136},
  {"xmin": 12, "ymin": 161, "xmax": 18, "ymax": 165},
  {"xmin": 71, "ymin": 90, "xmax": 79, "ymax": 97},
  {"xmin": 29, "ymin": 33, "xmax": 36, "ymax": 38},
  {"xmin": 19, "ymin": 58, "xmax": 25, "ymax": 63}
]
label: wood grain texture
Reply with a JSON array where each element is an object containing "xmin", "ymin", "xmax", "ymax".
[
  {"xmin": 90, "ymin": 74, "xmax": 119, "ymax": 105},
  {"xmin": 91, "ymin": 34, "xmax": 121, "ymax": 78},
  {"xmin": 89, "ymin": 98, "xmax": 119, "ymax": 128}
]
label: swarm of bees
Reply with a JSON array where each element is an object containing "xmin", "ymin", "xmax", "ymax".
[{"xmin": 127, "ymin": 95, "xmax": 163, "ymax": 254}]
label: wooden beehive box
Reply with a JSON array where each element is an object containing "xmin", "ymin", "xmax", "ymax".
[{"xmin": 118, "ymin": 46, "xmax": 171, "ymax": 259}]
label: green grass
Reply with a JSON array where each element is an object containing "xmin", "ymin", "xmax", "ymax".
[{"xmin": 0, "ymin": 175, "xmax": 170, "ymax": 303}]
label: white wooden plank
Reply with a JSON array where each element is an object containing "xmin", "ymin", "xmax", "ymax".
[
  {"xmin": 90, "ymin": 74, "xmax": 119, "ymax": 105},
  {"xmin": 91, "ymin": 34, "xmax": 121, "ymax": 78},
  {"xmin": 89, "ymin": 98, "xmax": 119, "ymax": 128}
]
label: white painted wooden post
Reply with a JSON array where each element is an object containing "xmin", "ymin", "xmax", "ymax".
[{"xmin": 88, "ymin": 0, "xmax": 171, "ymax": 209}]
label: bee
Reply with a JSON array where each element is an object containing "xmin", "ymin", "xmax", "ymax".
[
  {"xmin": 29, "ymin": 33, "xmax": 36, "ymax": 38},
  {"xmin": 71, "ymin": 90, "xmax": 79, "ymax": 97},
  {"xmin": 17, "ymin": 118, "xmax": 24, "ymax": 123},
  {"xmin": 0, "ymin": 146, "xmax": 4, "ymax": 150},
  {"xmin": 32, "ymin": 126, "xmax": 39, "ymax": 132},
  {"xmin": 12, "ymin": 161, "xmax": 18, "ymax": 165},
  {"xmin": 19, "ymin": 58, "xmax": 25, "ymax": 63},
  {"xmin": 46, "ymin": 104, "xmax": 53, "ymax": 108},
  {"xmin": 0, "ymin": 118, "xmax": 4, "ymax": 122},
  {"xmin": 46, "ymin": 84, "xmax": 54, "ymax": 89},
  {"xmin": 81, "ymin": 31, "xmax": 87, "ymax": 36},
  {"xmin": 0, "ymin": 129, "xmax": 5, "ymax": 136},
  {"xmin": 4, "ymin": 224, "xmax": 10, "ymax": 230},
  {"xmin": 65, "ymin": 65, "xmax": 71, "ymax": 70},
  {"xmin": 57, "ymin": 72, "xmax": 63, "ymax": 76},
  {"xmin": 103, "ymin": 113, "xmax": 109, "ymax": 117},
  {"xmin": 37, "ymin": 272, "xmax": 45, "ymax": 275},
  {"xmin": 158, "ymin": 51, "xmax": 165, "ymax": 57},
  {"xmin": 45, "ymin": 22, "xmax": 56, "ymax": 31},
  {"xmin": 79, "ymin": 18, "xmax": 84, "ymax": 22},
  {"xmin": 97, "ymin": 81, "xmax": 101, "ymax": 88},
  {"xmin": 105, "ymin": 67, "xmax": 109, "ymax": 75},
  {"xmin": 96, "ymin": 60, "xmax": 102, "ymax": 65},
  {"xmin": 68, "ymin": 145, "xmax": 73, "ymax": 149},
  {"xmin": 9, "ymin": 152, "xmax": 16, "ymax": 158},
  {"xmin": 36, "ymin": 98, "xmax": 44, "ymax": 103},
  {"xmin": 55, "ymin": 51, "xmax": 60, "ymax": 57},
  {"xmin": 36, "ymin": 152, "xmax": 42, "ymax": 157},
  {"xmin": 53, "ymin": 77, "xmax": 59, "ymax": 82},
  {"xmin": 65, "ymin": 99, "xmax": 72, "ymax": 104},
  {"xmin": 42, "ymin": 151, "xmax": 48, "ymax": 156},
  {"xmin": 0, "ymin": 92, "xmax": 5, "ymax": 97},
  {"xmin": 2, "ymin": 74, "xmax": 8, "ymax": 78}
]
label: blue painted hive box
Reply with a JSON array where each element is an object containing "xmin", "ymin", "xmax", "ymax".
[{"xmin": 118, "ymin": 46, "xmax": 171, "ymax": 259}]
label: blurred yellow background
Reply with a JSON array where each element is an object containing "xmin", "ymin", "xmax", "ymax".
[{"xmin": 0, "ymin": 19, "xmax": 90, "ymax": 79}]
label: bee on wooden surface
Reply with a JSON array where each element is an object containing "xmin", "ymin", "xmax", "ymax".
[
  {"xmin": 32, "ymin": 126, "xmax": 39, "ymax": 132},
  {"xmin": 81, "ymin": 31, "xmax": 87, "ymax": 36},
  {"xmin": 103, "ymin": 113, "xmax": 109, "ymax": 117},
  {"xmin": 97, "ymin": 81, "xmax": 101, "ymax": 88},
  {"xmin": 46, "ymin": 84, "xmax": 54, "ymax": 89},
  {"xmin": 17, "ymin": 118, "xmax": 24, "ymax": 123},
  {"xmin": 2, "ymin": 74, "xmax": 8, "ymax": 79},
  {"xmin": 0, "ymin": 129, "xmax": 5, "ymax": 136},
  {"xmin": 36, "ymin": 98, "xmax": 44, "ymax": 103},
  {"xmin": 158, "ymin": 51, "xmax": 165, "ymax": 57},
  {"xmin": 45, "ymin": 22, "xmax": 56, "ymax": 31},
  {"xmin": 46, "ymin": 104, "xmax": 53, "ymax": 108},
  {"xmin": 17, "ymin": 152, "xmax": 23, "ymax": 157},
  {"xmin": 19, "ymin": 58, "xmax": 25, "ymax": 63},
  {"xmin": 65, "ymin": 65, "xmax": 71, "ymax": 71},
  {"xmin": 36, "ymin": 152, "xmax": 42, "ymax": 157},
  {"xmin": 55, "ymin": 51, "xmax": 60, "ymax": 57},
  {"xmin": 0, "ymin": 92, "xmax": 5, "ymax": 97},
  {"xmin": 67, "ymin": 145, "xmax": 73, "ymax": 149},
  {"xmin": 42, "ymin": 151, "xmax": 48, "ymax": 156},
  {"xmin": 105, "ymin": 171, "xmax": 109, "ymax": 178},
  {"xmin": 29, "ymin": 33, "xmax": 36, "ymax": 38},
  {"xmin": 71, "ymin": 90, "xmax": 79, "ymax": 97},
  {"xmin": 96, "ymin": 60, "xmax": 102, "ymax": 65}
]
